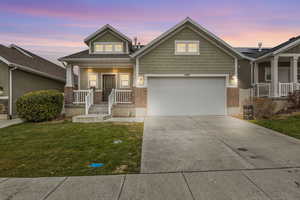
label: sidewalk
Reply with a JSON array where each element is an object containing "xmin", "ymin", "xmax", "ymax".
[
  {"xmin": 0, "ymin": 118, "xmax": 23, "ymax": 129},
  {"xmin": 1, "ymin": 168, "xmax": 300, "ymax": 200}
]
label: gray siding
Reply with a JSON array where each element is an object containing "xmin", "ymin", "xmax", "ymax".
[
  {"xmin": 12, "ymin": 69, "xmax": 64, "ymax": 115},
  {"xmin": 90, "ymin": 31, "xmax": 127, "ymax": 53},
  {"xmin": 139, "ymin": 26, "xmax": 235, "ymax": 74},
  {"xmin": 0, "ymin": 62, "xmax": 9, "ymax": 96},
  {"xmin": 238, "ymin": 60, "xmax": 251, "ymax": 89}
]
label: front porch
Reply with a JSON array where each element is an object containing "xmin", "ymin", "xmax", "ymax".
[
  {"xmin": 252, "ymin": 53, "xmax": 300, "ymax": 97},
  {"xmin": 64, "ymin": 64, "xmax": 135, "ymax": 117}
]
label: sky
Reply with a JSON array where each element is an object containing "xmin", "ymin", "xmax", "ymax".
[{"xmin": 1, "ymin": 0, "xmax": 300, "ymax": 65}]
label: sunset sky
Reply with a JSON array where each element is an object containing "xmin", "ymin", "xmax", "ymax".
[{"xmin": 1, "ymin": 0, "xmax": 299, "ymax": 65}]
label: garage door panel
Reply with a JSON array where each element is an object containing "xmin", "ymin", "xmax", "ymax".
[{"xmin": 147, "ymin": 77, "xmax": 226, "ymax": 116}]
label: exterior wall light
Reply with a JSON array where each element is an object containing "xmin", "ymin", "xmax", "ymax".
[{"xmin": 137, "ymin": 75, "xmax": 144, "ymax": 86}]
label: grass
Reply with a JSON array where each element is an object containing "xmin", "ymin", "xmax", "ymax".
[
  {"xmin": 0, "ymin": 121, "xmax": 143, "ymax": 177},
  {"xmin": 252, "ymin": 115, "xmax": 300, "ymax": 140}
]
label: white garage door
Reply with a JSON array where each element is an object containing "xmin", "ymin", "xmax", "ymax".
[{"xmin": 147, "ymin": 77, "xmax": 226, "ymax": 116}]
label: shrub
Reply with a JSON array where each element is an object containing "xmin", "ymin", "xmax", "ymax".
[
  {"xmin": 288, "ymin": 90, "xmax": 300, "ymax": 109},
  {"xmin": 16, "ymin": 90, "xmax": 63, "ymax": 122}
]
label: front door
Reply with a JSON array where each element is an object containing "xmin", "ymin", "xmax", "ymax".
[{"xmin": 102, "ymin": 74, "xmax": 116, "ymax": 101}]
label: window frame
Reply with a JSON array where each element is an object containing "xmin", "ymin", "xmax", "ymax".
[
  {"xmin": 264, "ymin": 67, "xmax": 271, "ymax": 82},
  {"xmin": 87, "ymin": 72, "xmax": 98, "ymax": 88},
  {"xmin": 119, "ymin": 73, "xmax": 130, "ymax": 89},
  {"xmin": 93, "ymin": 42, "xmax": 124, "ymax": 54},
  {"xmin": 175, "ymin": 40, "xmax": 200, "ymax": 55}
]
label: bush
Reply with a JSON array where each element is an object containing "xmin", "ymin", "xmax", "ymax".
[
  {"xmin": 288, "ymin": 90, "xmax": 300, "ymax": 109},
  {"xmin": 16, "ymin": 90, "xmax": 63, "ymax": 122}
]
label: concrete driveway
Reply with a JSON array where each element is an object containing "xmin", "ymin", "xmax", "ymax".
[{"xmin": 142, "ymin": 116, "xmax": 300, "ymax": 173}]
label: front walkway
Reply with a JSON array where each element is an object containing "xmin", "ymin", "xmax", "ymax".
[{"xmin": 0, "ymin": 118, "xmax": 23, "ymax": 129}]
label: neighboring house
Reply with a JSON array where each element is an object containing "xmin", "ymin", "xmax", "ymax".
[
  {"xmin": 59, "ymin": 17, "xmax": 300, "ymax": 118},
  {"xmin": 0, "ymin": 44, "xmax": 67, "ymax": 119}
]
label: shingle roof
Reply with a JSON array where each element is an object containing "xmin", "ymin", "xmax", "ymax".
[
  {"xmin": 59, "ymin": 46, "xmax": 144, "ymax": 61},
  {"xmin": 59, "ymin": 49, "xmax": 132, "ymax": 60},
  {"xmin": 235, "ymin": 47, "xmax": 271, "ymax": 58},
  {"xmin": 237, "ymin": 35, "xmax": 300, "ymax": 59},
  {"xmin": 0, "ymin": 44, "xmax": 66, "ymax": 82}
]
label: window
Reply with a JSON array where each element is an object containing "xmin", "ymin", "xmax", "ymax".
[
  {"xmin": 175, "ymin": 41, "xmax": 200, "ymax": 55},
  {"xmin": 120, "ymin": 74, "xmax": 130, "ymax": 88},
  {"xmin": 93, "ymin": 42, "xmax": 123, "ymax": 53},
  {"xmin": 265, "ymin": 67, "xmax": 271, "ymax": 81},
  {"xmin": 88, "ymin": 73, "xmax": 98, "ymax": 88}
]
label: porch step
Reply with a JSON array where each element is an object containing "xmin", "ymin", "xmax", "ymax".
[
  {"xmin": 89, "ymin": 103, "xmax": 108, "ymax": 115},
  {"xmin": 72, "ymin": 114, "xmax": 111, "ymax": 123}
]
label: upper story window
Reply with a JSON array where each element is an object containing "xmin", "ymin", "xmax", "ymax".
[
  {"xmin": 175, "ymin": 40, "xmax": 200, "ymax": 55},
  {"xmin": 93, "ymin": 42, "xmax": 123, "ymax": 53}
]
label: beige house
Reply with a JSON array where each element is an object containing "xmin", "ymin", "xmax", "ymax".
[{"xmin": 59, "ymin": 17, "xmax": 300, "ymax": 120}]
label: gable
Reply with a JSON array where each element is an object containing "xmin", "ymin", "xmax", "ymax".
[
  {"xmin": 139, "ymin": 26, "xmax": 235, "ymax": 74},
  {"xmin": 90, "ymin": 31, "xmax": 127, "ymax": 53},
  {"xmin": 285, "ymin": 43, "xmax": 300, "ymax": 54}
]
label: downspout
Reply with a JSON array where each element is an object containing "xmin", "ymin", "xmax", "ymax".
[{"xmin": 8, "ymin": 65, "xmax": 17, "ymax": 119}]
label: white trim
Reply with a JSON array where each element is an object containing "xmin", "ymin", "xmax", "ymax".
[
  {"xmin": 119, "ymin": 73, "xmax": 131, "ymax": 89},
  {"xmin": 87, "ymin": 72, "xmax": 99, "ymax": 88},
  {"xmin": 174, "ymin": 40, "xmax": 200, "ymax": 55},
  {"xmin": 9, "ymin": 44, "xmax": 33, "ymax": 58},
  {"xmin": 92, "ymin": 42, "xmax": 124, "ymax": 54},
  {"xmin": 131, "ymin": 17, "xmax": 250, "ymax": 60},
  {"xmin": 84, "ymin": 24, "xmax": 132, "ymax": 44},
  {"xmin": 60, "ymin": 58, "xmax": 131, "ymax": 62},
  {"xmin": 273, "ymin": 39, "xmax": 300, "ymax": 55},
  {"xmin": 9, "ymin": 68, "xmax": 13, "ymax": 116},
  {"xmin": 278, "ymin": 53, "xmax": 300, "ymax": 57},
  {"xmin": 139, "ymin": 73, "xmax": 230, "ymax": 88},
  {"xmin": 0, "ymin": 56, "xmax": 12, "ymax": 65},
  {"xmin": 101, "ymin": 73, "xmax": 118, "ymax": 90},
  {"xmin": 0, "ymin": 96, "xmax": 8, "ymax": 99},
  {"xmin": 256, "ymin": 39, "xmax": 300, "ymax": 60},
  {"xmin": 78, "ymin": 66, "xmax": 81, "ymax": 90}
]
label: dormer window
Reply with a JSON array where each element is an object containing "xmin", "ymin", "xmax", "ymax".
[{"xmin": 93, "ymin": 42, "xmax": 123, "ymax": 53}]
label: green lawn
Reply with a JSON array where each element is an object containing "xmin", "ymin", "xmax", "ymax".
[
  {"xmin": 0, "ymin": 121, "xmax": 143, "ymax": 177},
  {"xmin": 252, "ymin": 115, "xmax": 300, "ymax": 140}
]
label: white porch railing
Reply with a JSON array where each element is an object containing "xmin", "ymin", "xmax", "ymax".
[
  {"xmin": 279, "ymin": 82, "xmax": 300, "ymax": 97},
  {"xmin": 108, "ymin": 89, "xmax": 132, "ymax": 115},
  {"xmin": 279, "ymin": 82, "xmax": 293, "ymax": 97},
  {"xmin": 253, "ymin": 83, "xmax": 271, "ymax": 97},
  {"xmin": 115, "ymin": 89, "xmax": 132, "ymax": 103},
  {"xmin": 73, "ymin": 90, "xmax": 89, "ymax": 104},
  {"xmin": 85, "ymin": 89, "xmax": 94, "ymax": 115}
]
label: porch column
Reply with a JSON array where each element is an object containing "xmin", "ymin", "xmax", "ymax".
[
  {"xmin": 64, "ymin": 64, "xmax": 74, "ymax": 104},
  {"xmin": 271, "ymin": 56, "xmax": 279, "ymax": 97},
  {"xmin": 291, "ymin": 56, "xmax": 299, "ymax": 83},
  {"xmin": 253, "ymin": 62, "xmax": 259, "ymax": 84},
  {"xmin": 65, "ymin": 64, "xmax": 74, "ymax": 87}
]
